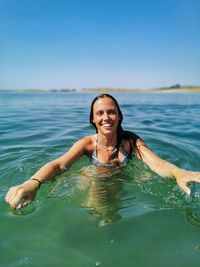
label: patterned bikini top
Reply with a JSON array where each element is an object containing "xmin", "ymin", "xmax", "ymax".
[{"xmin": 89, "ymin": 135, "xmax": 132, "ymax": 167}]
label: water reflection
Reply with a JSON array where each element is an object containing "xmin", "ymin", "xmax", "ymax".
[
  {"xmin": 49, "ymin": 158, "xmax": 156, "ymax": 227},
  {"xmin": 79, "ymin": 163, "xmax": 151, "ymax": 227},
  {"xmin": 78, "ymin": 165, "xmax": 130, "ymax": 227},
  {"xmin": 82, "ymin": 172, "xmax": 125, "ymax": 227},
  {"xmin": 50, "ymin": 164, "xmax": 135, "ymax": 227}
]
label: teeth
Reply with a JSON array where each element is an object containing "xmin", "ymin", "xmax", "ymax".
[{"xmin": 102, "ymin": 123, "xmax": 112, "ymax": 126}]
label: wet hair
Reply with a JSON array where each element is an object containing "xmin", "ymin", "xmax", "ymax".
[{"xmin": 89, "ymin": 93, "xmax": 141, "ymax": 158}]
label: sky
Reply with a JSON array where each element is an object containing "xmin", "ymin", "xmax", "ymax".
[{"xmin": 0, "ymin": 0, "xmax": 200, "ymax": 90}]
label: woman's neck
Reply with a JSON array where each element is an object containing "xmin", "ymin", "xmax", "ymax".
[{"xmin": 97, "ymin": 133, "xmax": 117, "ymax": 148}]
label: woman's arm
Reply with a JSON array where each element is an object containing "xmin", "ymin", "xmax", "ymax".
[
  {"xmin": 5, "ymin": 136, "xmax": 91, "ymax": 209},
  {"xmin": 135, "ymin": 139, "xmax": 200, "ymax": 195}
]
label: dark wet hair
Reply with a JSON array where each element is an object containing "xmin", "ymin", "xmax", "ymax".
[{"xmin": 89, "ymin": 93, "xmax": 141, "ymax": 158}]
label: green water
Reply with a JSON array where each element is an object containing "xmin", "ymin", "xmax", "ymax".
[{"xmin": 1, "ymin": 92, "xmax": 200, "ymax": 267}]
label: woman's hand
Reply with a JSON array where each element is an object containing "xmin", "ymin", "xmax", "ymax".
[
  {"xmin": 5, "ymin": 180, "xmax": 40, "ymax": 209},
  {"xmin": 173, "ymin": 168, "xmax": 200, "ymax": 195}
]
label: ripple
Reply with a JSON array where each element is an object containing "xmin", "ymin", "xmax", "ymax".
[{"xmin": 185, "ymin": 210, "xmax": 200, "ymax": 229}]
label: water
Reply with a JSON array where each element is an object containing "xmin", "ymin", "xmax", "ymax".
[{"xmin": 0, "ymin": 92, "xmax": 200, "ymax": 267}]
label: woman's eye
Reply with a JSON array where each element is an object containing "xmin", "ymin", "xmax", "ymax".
[
  {"xmin": 108, "ymin": 110, "xmax": 116, "ymax": 115},
  {"xmin": 96, "ymin": 111, "xmax": 104, "ymax": 116}
]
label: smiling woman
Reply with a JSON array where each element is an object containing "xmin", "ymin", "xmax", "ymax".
[
  {"xmin": 5, "ymin": 93, "xmax": 200, "ymax": 209},
  {"xmin": 90, "ymin": 95, "xmax": 131, "ymax": 166}
]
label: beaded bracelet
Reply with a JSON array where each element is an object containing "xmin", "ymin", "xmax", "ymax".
[{"xmin": 30, "ymin": 178, "xmax": 42, "ymax": 189}]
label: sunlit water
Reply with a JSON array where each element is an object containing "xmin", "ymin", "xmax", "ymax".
[{"xmin": 0, "ymin": 92, "xmax": 200, "ymax": 267}]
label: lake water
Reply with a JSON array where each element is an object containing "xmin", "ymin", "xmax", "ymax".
[{"xmin": 0, "ymin": 92, "xmax": 200, "ymax": 267}]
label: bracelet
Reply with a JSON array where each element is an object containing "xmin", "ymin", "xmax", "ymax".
[{"xmin": 30, "ymin": 178, "xmax": 42, "ymax": 189}]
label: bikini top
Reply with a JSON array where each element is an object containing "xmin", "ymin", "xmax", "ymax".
[{"xmin": 89, "ymin": 135, "xmax": 132, "ymax": 167}]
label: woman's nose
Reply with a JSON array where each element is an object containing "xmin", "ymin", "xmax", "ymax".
[{"xmin": 103, "ymin": 112, "xmax": 109, "ymax": 120}]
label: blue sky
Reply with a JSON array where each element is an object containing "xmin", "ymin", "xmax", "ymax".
[{"xmin": 0, "ymin": 0, "xmax": 200, "ymax": 90}]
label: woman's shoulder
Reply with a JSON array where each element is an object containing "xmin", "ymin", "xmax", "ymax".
[
  {"xmin": 78, "ymin": 134, "xmax": 96, "ymax": 154},
  {"xmin": 81, "ymin": 134, "xmax": 96, "ymax": 144}
]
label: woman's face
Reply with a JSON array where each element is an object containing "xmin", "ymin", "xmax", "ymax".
[{"xmin": 92, "ymin": 97, "xmax": 120, "ymax": 135}]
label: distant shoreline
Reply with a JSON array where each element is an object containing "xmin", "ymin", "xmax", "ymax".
[
  {"xmin": 83, "ymin": 86, "xmax": 200, "ymax": 94},
  {"xmin": 1, "ymin": 85, "xmax": 200, "ymax": 93},
  {"xmin": 83, "ymin": 84, "xmax": 200, "ymax": 93}
]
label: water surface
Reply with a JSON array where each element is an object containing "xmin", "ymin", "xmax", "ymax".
[{"xmin": 0, "ymin": 92, "xmax": 200, "ymax": 267}]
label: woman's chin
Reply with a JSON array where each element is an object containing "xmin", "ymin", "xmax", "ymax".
[{"xmin": 100, "ymin": 129, "xmax": 115, "ymax": 135}]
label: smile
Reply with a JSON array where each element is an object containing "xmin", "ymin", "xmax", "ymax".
[{"xmin": 102, "ymin": 123, "xmax": 113, "ymax": 127}]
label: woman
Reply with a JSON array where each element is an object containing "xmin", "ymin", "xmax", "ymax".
[{"xmin": 5, "ymin": 93, "xmax": 200, "ymax": 209}]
